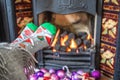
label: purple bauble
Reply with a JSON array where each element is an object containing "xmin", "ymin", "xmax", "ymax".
[
  {"xmin": 49, "ymin": 68, "xmax": 56, "ymax": 74},
  {"xmin": 77, "ymin": 70, "xmax": 84, "ymax": 75},
  {"xmin": 29, "ymin": 74, "xmax": 37, "ymax": 80},
  {"xmin": 56, "ymin": 69, "xmax": 65, "ymax": 79},
  {"xmin": 91, "ymin": 70, "xmax": 101, "ymax": 79},
  {"xmin": 51, "ymin": 73, "xmax": 59, "ymax": 80},
  {"xmin": 72, "ymin": 71, "xmax": 77, "ymax": 75},
  {"xmin": 62, "ymin": 77, "xmax": 70, "ymax": 80},
  {"xmin": 40, "ymin": 68, "xmax": 48, "ymax": 73},
  {"xmin": 35, "ymin": 71, "xmax": 44, "ymax": 78},
  {"xmin": 71, "ymin": 73, "xmax": 81, "ymax": 80}
]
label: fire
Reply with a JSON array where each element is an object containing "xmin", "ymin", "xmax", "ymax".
[
  {"xmin": 52, "ymin": 48, "xmax": 57, "ymax": 52},
  {"xmin": 66, "ymin": 47, "xmax": 71, "ymax": 52},
  {"xmin": 83, "ymin": 45, "xmax": 87, "ymax": 50},
  {"xmin": 69, "ymin": 39, "xmax": 77, "ymax": 49},
  {"xmin": 87, "ymin": 34, "xmax": 92, "ymax": 40},
  {"xmin": 51, "ymin": 29, "xmax": 60, "ymax": 47},
  {"xmin": 51, "ymin": 29, "xmax": 94, "ymax": 53},
  {"xmin": 87, "ymin": 34, "xmax": 94, "ymax": 44},
  {"xmin": 60, "ymin": 35, "xmax": 68, "ymax": 46},
  {"xmin": 87, "ymin": 34, "xmax": 93, "ymax": 41}
]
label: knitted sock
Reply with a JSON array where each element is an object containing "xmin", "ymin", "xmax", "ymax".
[
  {"xmin": 11, "ymin": 22, "xmax": 38, "ymax": 45},
  {"xmin": 18, "ymin": 22, "xmax": 57, "ymax": 53}
]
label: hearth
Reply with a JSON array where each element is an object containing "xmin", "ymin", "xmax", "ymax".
[{"xmin": 32, "ymin": 0, "xmax": 103, "ymax": 73}]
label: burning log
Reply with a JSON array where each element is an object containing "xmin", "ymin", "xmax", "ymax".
[
  {"xmin": 64, "ymin": 33, "xmax": 76, "ymax": 48},
  {"xmin": 75, "ymin": 38, "xmax": 82, "ymax": 46},
  {"xmin": 60, "ymin": 46, "xmax": 67, "ymax": 52},
  {"xmin": 54, "ymin": 36, "xmax": 61, "ymax": 51},
  {"xmin": 71, "ymin": 48, "xmax": 76, "ymax": 52},
  {"xmin": 60, "ymin": 31, "xmax": 68, "ymax": 37},
  {"xmin": 68, "ymin": 33, "xmax": 75, "ymax": 39},
  {"xmin": 83, "ymin": 40, "xmax": 91, "ymax": 48},
  {"xmin": 65, "ymin": 40, "xmax": 70, "ymax": 47},
  {"xmin": 78, "ymin": 46, "xmax": 84, "ymax": 52},
  {"xmin": 50, "ymin": 28, "xmax": 94, "ymax": 54},
  {"xmin": 54, "ymin": 43, "xmax": 60, "ymax": 51},
  {"xmin": 86, "ymin": 45, "xmax": 95, "ymax": 52},
  {"xmin": 77, "ymin": 32, "xmax": 88, "ymax": 40}
]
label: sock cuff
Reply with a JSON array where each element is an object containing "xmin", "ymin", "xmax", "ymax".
[
  {"xmin": 41, "ymin": 22, "xmax": 57, "ymax": 35},
  {"xmin": 27, "ymin": 22, "xmax": 38, "ymax": 31}
]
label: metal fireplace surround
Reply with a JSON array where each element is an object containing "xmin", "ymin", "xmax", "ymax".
[
  {"xmin": 32, "ymin": 0, "xmax": 102, "ymax": 72},
  {"xmin": 1, "ymin": 0, "xmax": 120, "ymax": 80}
]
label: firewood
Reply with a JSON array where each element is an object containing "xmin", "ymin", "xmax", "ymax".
[
  {"xmin": 71, "ymin": 48, "xmax": 76, "ymax": 52},
  {"xmin": 75, "ymin": 38, "xmax": 82, "ymax": 46},
  {"xmin": 60, "ymin": 46, "xmax": 67, "ymax": 52},
  {"xmin": 60, "ymin": 31, "xmax": 68, "ymax": 37},
  {"xmin": 78, "ymin": 47, "xmax": 84, "ymax": 52},
  {"xmin": 68, "ymin": 33, "xmax": 75, "ymax": 40},
  {"xmin": 77, "ymin": 32, "xmax": 87, "ymax": 37},
  {"xmin": 83, "ymin": 40, "xmax": 91, "ymax": 48}
]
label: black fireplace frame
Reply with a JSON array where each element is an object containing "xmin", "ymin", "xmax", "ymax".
[
  {"xmin": 0, "ymin": 0, "xmax": 17, "ymax": 42},
  {"xmin": 114, "ymin": 12, "xmax": 120, "ymax": 80},
  {"xmin": 32, "ymin": 0, "xmax": 103, "ymax": 70}
]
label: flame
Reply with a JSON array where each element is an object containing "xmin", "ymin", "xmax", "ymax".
[
  {"xmin": 51, "ymin": 29, "xmax": 60, "ymax": 47},
  {"xmin": 60, "ymin": 35, "xmax": 68, "ymax": 46},
  {"xmin": 80, "ymin": 44, "xmax": 87, "ymax": 51},
  {"xmin": 84, "ymin": 45, "xmax": 87, "ymax": 50},
  {"xmin": 69, "ymin": 39, "xmax": 77, "ymax": 49},
  {"xmin": 52, "ymin": 48, "xmax": 57, "ymax": 52},
  {"xmin": 66, "ymin": 47, "xmax": 71, "ymax": 52},
  {"xmin": 87, "ymin": 34, "xmax": 94, "ymax": 44},
  {"xmin": 87, "ymin": 34, "xmax": 92, "ymax": 40}
]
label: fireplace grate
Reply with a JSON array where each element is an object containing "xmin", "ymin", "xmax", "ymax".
[{"xmin": 36, "ymin": 49, "xmax": 95, "ymax": 72}]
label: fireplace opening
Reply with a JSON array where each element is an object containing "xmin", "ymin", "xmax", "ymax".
[{"xmin": 35, "ymin": 12, "xmax": 96, "ymax": 72}]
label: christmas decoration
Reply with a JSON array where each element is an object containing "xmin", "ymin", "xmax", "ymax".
[{"xmin": 12, "ymin": 22, "xmax": 38, "ymax": 45}]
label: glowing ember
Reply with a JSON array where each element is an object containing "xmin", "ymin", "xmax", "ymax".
[
  {"xmin": 66, "ymin": 47, "xmax": 71, "ymax": 52},
  {"xmin": 52, "ymin": 48, "xmax": 57, "ymax": 52},
  {"xmin": 84, "ymin": 45, "xmax": 87, "ymax": 50}
]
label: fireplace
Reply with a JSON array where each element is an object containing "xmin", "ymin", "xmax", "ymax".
[
  {"xmin": 36, "ymin": 29, "xmax": 96, "ymax": 72},
  {"xmin": 32, "ymin": 0, "xmax": 103, "ymax": 73}
]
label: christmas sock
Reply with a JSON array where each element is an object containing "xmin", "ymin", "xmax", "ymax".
[
  {"xmin": 11, "ymin": 22, "xmax": 38, "ymax": 45},
  {"xmin": 18, "ymin": 22, "xmax": 57, "ymax": 53}
]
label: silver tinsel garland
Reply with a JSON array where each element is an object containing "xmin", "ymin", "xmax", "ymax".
[{"xmin": 0, "ymin": 43, "xmax": 37, "ymax": 80}]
